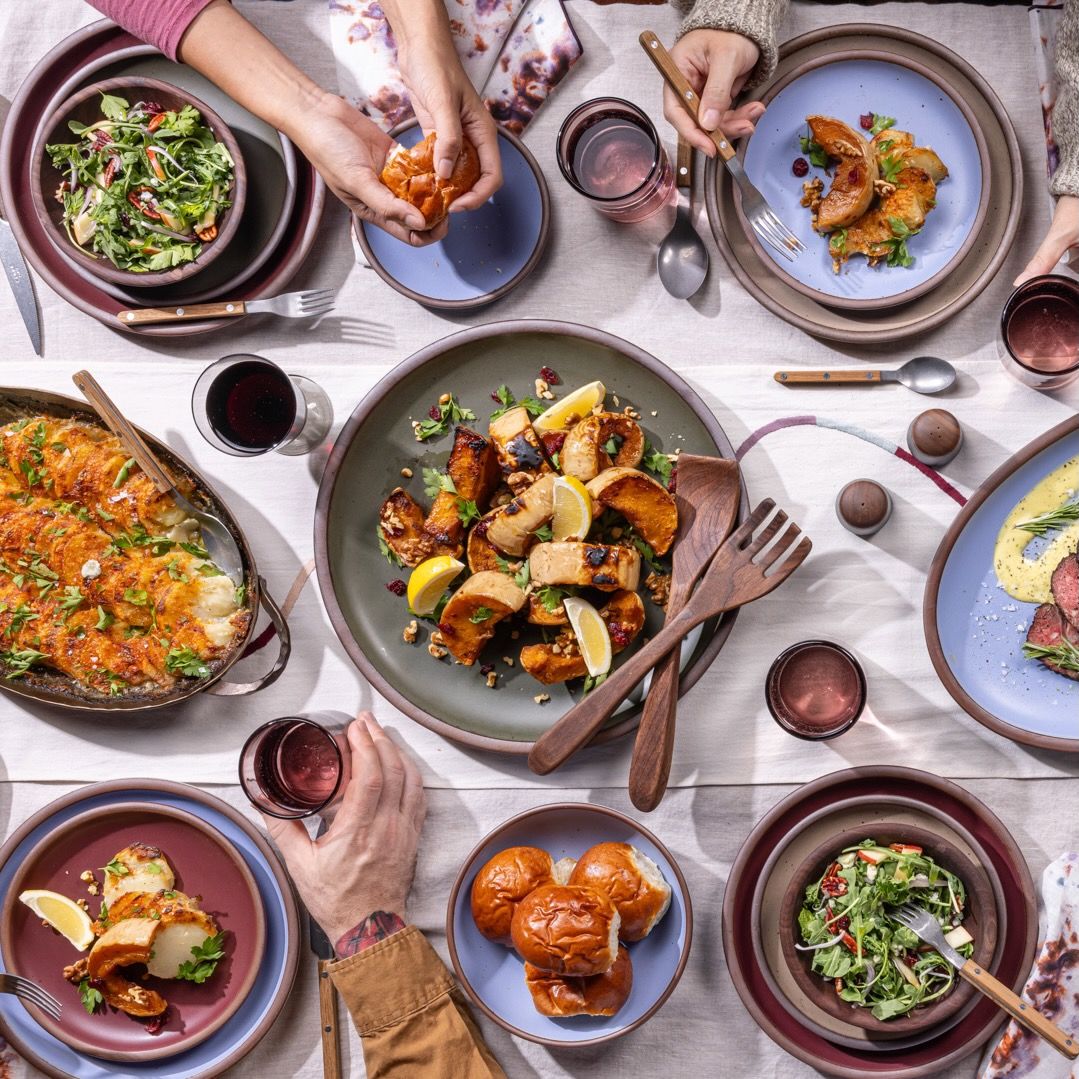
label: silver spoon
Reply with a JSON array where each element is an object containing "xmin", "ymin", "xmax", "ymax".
[
  {"xmin": 657, "ymin": 137, "xmax": 708, "ymax": 299},
  {"xmin": 72, "ymin": 370, "xmax": 245, "ymax": 585},
  {"xmin": 773, "ymin": 355, "xmax": 957, "ymax": 395}
]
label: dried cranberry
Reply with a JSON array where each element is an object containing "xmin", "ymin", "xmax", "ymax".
[
  {"xmin": 792, "ymin": 157, "xmax": 809, "ymax": 178},
  {"xmin": 859, "ymin": 113, "xmax": 874, "ymax": 130},
  {"xmin": 143, "ymin": 100, "xmax": 164, "ymax": 115},
  {"xmin": 668, "ymin": 467, "xmax": 678, "ymax": 494},
  {"xmin": 428, "ymin": 404, "xmax": 441, "ymax": 420},
  {"xmin": 143, "ymin": 1008, "xmax": 168, "ymax": 1035},
  {"xmin": 848, "ymin": 166, "xmax": 861, "ymax": 185},
  {"xmin": 835, "ymin": 915, "xmax": 851, "ymax": 933},
  {"xmin": 473, "ymin": 518, "xmax": 490, "ymax": 538},
  {"xmin": 539, "ymin": 366, "xmax": 560, "ymax": 385},
  {"xmin": 540, "ymin": 431, "xmax": 566, "ymax": 457},
  {"xmin": 88, "ymin": 978, "xmax": 104, "ymax": 991},
  {"xmin": 385, "ymin": 578, "xmax": 406, "ymax": 596},
  {"xmin": 480, "ymin": 663, "xmax": 494, "ymax": 675},
  {"xmin": 120, "ymin": 212, "xmax": 131, "ymax": 228},
  {"xmin": 608, "ymin": 623, "xmax": 631, "ymax": 649},
  {"xmin": 490, "ymin": 390, "xmax": 503, "ymax": 403}
]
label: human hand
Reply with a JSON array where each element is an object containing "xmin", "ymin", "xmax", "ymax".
[
  {"xmin": 1015, "ymin": 195, "xmax": 1079, "ymax": 285},
  {"xmin": 290, "ymin": 92, "xmax": 449, "ymax": 246},
  {"xmin": 262, "ymin": 713, "xmax": 427, "ymax": 947},
  {"xmin": 664, "ymin": 29, "xmax": 767, "ymax": 158}
]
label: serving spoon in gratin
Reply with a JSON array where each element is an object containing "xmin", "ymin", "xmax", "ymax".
[{"xmin": 72, "ymin": 370, "xmax": 244, "ymax": 586}]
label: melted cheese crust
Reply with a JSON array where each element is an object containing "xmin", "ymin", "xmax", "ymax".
[{"xmin": 0, "ymin": 415, "xmax": 249, "ymax": 696}]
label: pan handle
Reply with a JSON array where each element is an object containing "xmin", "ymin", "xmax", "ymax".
[{"xmin": 206, "ymin": 578, "xmax": 292, "ymax": 696}]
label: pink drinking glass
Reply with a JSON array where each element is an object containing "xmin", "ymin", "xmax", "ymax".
[
  {"xmin": 765, "ymin": 640, "xmax": 867, "ymax": 741},
  {"xmin": 999, "ymin": 274, "xmax": 1079, "ymax": 390},
  {"xmin": 556, "ymin": 97, "xmax": 674, "ymax": 222}
]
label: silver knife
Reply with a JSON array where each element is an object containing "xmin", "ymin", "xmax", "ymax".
[{"xmin": 0, "ymin": 217, "xmax": 42, "ymax": 356}]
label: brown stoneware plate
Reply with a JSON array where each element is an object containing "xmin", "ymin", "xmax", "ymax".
[
  {"xmin": 924, "ymin": 413, "xmax": 1079, "ymax": 752},
  {"xmin": 32, "ymin": 75, "xmax": 246, "ymax": 289},
  {"xmin": 778, "ymin": 823, "xmax": 996, "ymax": 1038},
  {"xmin": 0, "ymin": 802, "xmax": 264, "ymax": 1062},
  {"xmin": 0, "ymin": 780, "xmax": 299, "ymax": 1079},
  {"xmin": 706, "ymin": 24, "xmax": 1021, "ymax": 342},
  {"xmin": 314, "ymin": 319, "xmax": 747, "ymax": 754},
  {"xmin": 723, "ymin": 765, "xmax": 1036, "ymax": 1077},
  {"xmin": 751, "ymin": 794, "xmax": 1008, "ymax": 1053},
  {"xmin": 445, "ymin": 802, "xmax": 692, "ymax": 1046}
]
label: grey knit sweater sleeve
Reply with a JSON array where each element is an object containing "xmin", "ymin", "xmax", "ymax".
[
  {"xmin": 1052, "ymin": 0, "xmax": 1079, "ymax": 196},
  {"xmin": 674, "ymin": 0, "xmax": 789, "ymax": 88}
]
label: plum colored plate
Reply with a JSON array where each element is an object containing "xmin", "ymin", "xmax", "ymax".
[
  {"xmin": 706, "ymin": 24, "xmax": 1021, "ymax": 342},
  {"xmin": 738, "ymin": 56, "xmax": 987, "ymax": 310},
  {"xmin": 446, "ymin": 803, "xmax": 692, "ymax": 1046},
  {"xmin": 314, "ymin": 319, "xmax": 747, "ymax": 754},
  {"xmin": 0, "ymin": 20, "xmax": 323, "ymax": 338},
  {"xmin": 0, "ymin": 802, "xmax": 264, "ymax": 1062},
  {"xmin": 723, "ymin": 766, "xmax": 1037, "ymax": 1078},
  {"xmin": 356, "ymin": 122, "xmax": 549, "ymax": 309},
  {"xmin": 0, "ymin": 782, "xmax": 299, "ymax": 1079},
  {"xmin": 925, "ymin": 414, "xmax": 1079, "ymax": 751}
]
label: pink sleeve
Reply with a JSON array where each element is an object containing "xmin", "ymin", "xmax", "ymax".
[{"xmin": 86, "ymin": 0, "xmax": 218, "ymax": 61}]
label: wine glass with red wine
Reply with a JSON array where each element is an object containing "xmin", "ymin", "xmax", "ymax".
[
  {"xmin": 999, "ymin": 275, "xmax": 1079, "ymax": 390},
  {"xmin": 239, "ymin": 714, "xmax": 352, "ymax": 819},
  {"xmin": 557, "ymin": 97, "xmax": 675, "ymax": 222},
  {"xmin": 192, "ymin": 353, "xmax": 333, "ymax": 456}
]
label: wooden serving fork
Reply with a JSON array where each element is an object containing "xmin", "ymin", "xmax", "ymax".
[{"xmin": 528, "ymin": 500, "xmax": 811, "ymax": 775}]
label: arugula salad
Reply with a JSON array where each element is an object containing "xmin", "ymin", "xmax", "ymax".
[
  {"xmin": 795, "ymin": 838, "xmax": 975, "ymax": 1020},
  {"xmin": 46, "ymin": 92, "xmax": 234, "ymax": 273}
]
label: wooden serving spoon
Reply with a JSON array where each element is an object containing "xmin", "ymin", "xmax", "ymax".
[
  {"xmin": 528, "ymin": 500, "xmax": 811, "ymax": 775},
  {"xmin": 628, "ymin": 456, "xmax": 742, "ymax": 812}
]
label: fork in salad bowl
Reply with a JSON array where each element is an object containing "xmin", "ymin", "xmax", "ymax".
[
  {"xmin": 0, "ymin": 972, "xmax": 63, "ymax": 1021},
  {"xmin": 890, "ymin": 901, "xmax": 1079, "ymax": 1059}
]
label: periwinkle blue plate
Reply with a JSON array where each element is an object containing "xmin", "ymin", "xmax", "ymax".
[
  {"xmin": 447, "ymin": 803, "xmax": 692, "ymax": 1046},
  {"xmin": 739, "ymin": 56, "xmax": 988, "ymax": 310},
  {"xmin": 925, "ymin": 415, "xmax": 1079, "ymax": 751},
  {"xmin": 357, "ymin": 124, "xmax": 549, "ymax": 309}
]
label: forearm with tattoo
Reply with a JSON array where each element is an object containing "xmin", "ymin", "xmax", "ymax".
[{"xmin": 335, "ymin": 911, "xmax": 406, "ymax": 958}]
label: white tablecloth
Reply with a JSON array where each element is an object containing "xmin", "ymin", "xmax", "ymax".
[{"xmin": 0, "ymin": 1, "xmax": 1076, "ymax": 1076}]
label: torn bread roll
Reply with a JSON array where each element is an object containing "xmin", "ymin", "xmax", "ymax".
[{"xmin": 379, "ymin": 132, "xmax": 480, "ymax": 227}]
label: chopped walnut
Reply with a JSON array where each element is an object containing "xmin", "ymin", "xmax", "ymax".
[
  {"xmin": 534, "ymin": 378, "xmax": 555, "ymax": 401},
  {"xmin": 622, "ymin": 405, "xmax": 641, "ymax": 420},
  {"xmin": 646, "ymin": 571, "xmax": 671, "ymax": 609},
  {"xmin": 492, "ymin": 487, "xmax": 513, "ymax": 507},
  {"xmin": 609, "ymin": 526, "xmax": 623, "ymax": 540},
  {"xmin": 76, "ymin": 898, "xmax": 89, "ymax": 912},
  {"xmin": 502, "ymin": 656, "xmax": 515, "ymax": 667},
  {"xmin": 551, "ymin": 643, "xmax": 562, "ymax": 655},
  {"xmin": 88, "ymin": 882, "xmax": 99, "ymax": 896},
  {"xmin": 534, "ymin": 693, "xmax": 550, "ymax": 705},
  {"xmin": 873, "ymin": 179, "xmax": 896, "ymax": 198},
  {"xmin": 800, "ymin": 177, "xmax": 823, "ymax": 211},
  {"xmin": 438, "ymin": 392, "xmax": 451, "ymax": 405},
  {"xmin": 612, "ymin": 394, "xmax": 620, "ymax": 407},
  {"xmin": 650, "ymin": 410, "xmax": 658, "ymax": 417},
  {"xmin": 507, "ymin": 471, "xmax": 532, "ymax": 489},
  {"xmin": 63, "ymin": 959, "xmax": 89, "ymax": 985},
  {"xmin": 402, "ymin": 620, "xmax": 419, "ymax": 644},
  {"xmin": 400, "ymin": 466, "xmax": 413, "ymax": 479},
  {"xmin": 428, "ymin": 642, "xmax": 448, "ymax": 659},
  {"xmin": 431, "ymin": 630, "xmax": 445, "ymax": 646},
  {"xmin": 79, "ymin": 870, "xmax": 96, "ymax": 884},
  {"xmin": 485, "ymin": 670, "xmax": 498, "ymax": 688}
]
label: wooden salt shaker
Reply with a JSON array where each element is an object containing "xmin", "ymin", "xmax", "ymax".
[
  {"xmin": 836, "ymin": 479, "xmax": 892, "ymax": 537},
  {"xmin": 907, "ymin": 409, "xmax": 962, "ymax": 468}
]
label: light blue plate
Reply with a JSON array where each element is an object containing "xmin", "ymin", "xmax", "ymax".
[
  {"xmin": 928, "ymin": 419, "xmax": 1079, "ymax": 750},
  {"xmin": 359, "ymin": 125, "xmax": 549, "ymax": 309},
  {"xmin": 0, "ymin": 786, "xmax": 297, "ymax": 1078},
  {"xmin": 448, "ymin": 804, "xmax": 691, "ymax": 1046},
  {"xmin": 740, "ymin": 57, "xmax": 987, "ymax": 309}
]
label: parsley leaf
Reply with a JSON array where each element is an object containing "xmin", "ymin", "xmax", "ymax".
[
  {"xmin": 102, "ymin": 857, "xmax": 130, "ymax": 878},
  {"xmin": 0, "ymin": 648, "xmax": 47, "ymax": 677},
  {"xmin": 869, "ymin": 113, "xmax": 896, "ymax": 136},
  {"xmin": 641, "ymin": 444, "xmax": 674, "ymax": 487},
  {"xmin": 176, "ymin": 932, "xmax": 227, "ymax": 984},
  {"xmin": 456, "ymin": 498, "xmax": 480, "ymax": 526},
  {"xmin": 532, "ymin": 524, "xmax": 554, "ymax": 542},
  {"xmin": 377, "ymin": 527, "xmax": 404, "ymax": 568},
  {"xmin": 496, "ymin": 555, "xmax": 531, "ymax": 589},
  {"xmin": 95, "ymin": 606, "xmax": 113, "ymax": 631},
  {"xmin": 414, "ymin": 395, "xmax": 476, "ymax": 441},
  {"xmin": 488, "ymin": 385, "xmax": 517, "ymax": 421},
  {"xmin": 78, "ymin": 979, "xmax": 103, "ymax": 1015},
  {"xmin": 535, "ymin": 586, "xmax": 566, "ymax": 614},
  {"xmin": 799, "ymin": 135, "xmax": 829, "ymax": 169},
  {"xmin": 113, "ymin": 457, "xmax": 136, "ymax": 488},
  {"xmin": 469, "ymin": 607, "xmax": 493, "ymax": 624},
  {"xmin": 829, "ymin": 228, "xmax": 848, "ymax": 254},
  {"xmin": 880, "ymin": 152, "xmax": 905, "ymax": 184},
  {"xmin": 166, "ymin": 646, "xmax": 211, "ymax": 679},
  {"xmin": 422, "ymin": 468, "xmax": 456, "ymax": 498}
]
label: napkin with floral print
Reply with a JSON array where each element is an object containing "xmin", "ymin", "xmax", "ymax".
[
  {"xmin": 980, "ymin": 852, "xmax": 1079, "ymax": 1078},
  {"xmin": 328, "ymin": 0, "xmax": 582, "ymax": 135}
]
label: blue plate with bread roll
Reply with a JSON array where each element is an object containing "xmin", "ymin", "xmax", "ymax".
[
  {"xmin": 354, "ymin": 122, "xmax": 550, "ymax": 310},
  {"xmin": 446, "ymin": 802, "xmax": 692, "ymax": 1046}
]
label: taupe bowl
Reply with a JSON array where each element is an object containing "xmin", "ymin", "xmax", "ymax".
[
  {"xmin": 778, "ymin": 822, "xmax": 997, "ymax": 1038},
  {"xmin": 32, "ymin": 75, "xmax": 246, "ymax": 288}
]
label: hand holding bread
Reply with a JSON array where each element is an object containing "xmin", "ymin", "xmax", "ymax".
[{"xmin": 380, "ymin": 133, "xmax": 482, "ymax": 227}]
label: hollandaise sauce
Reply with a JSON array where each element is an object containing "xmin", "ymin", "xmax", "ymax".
[{"xmin": 993, "ymin": 453, "xmax": 1079, "ymax": 603}]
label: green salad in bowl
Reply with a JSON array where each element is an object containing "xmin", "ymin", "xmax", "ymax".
[
  {"xmin": 795, "ymin": 838, "xmax": 976, "ymax": 1021},
  {"xmin": 45, "ymin": 91, "xmax": 235, "ymax": 274}
]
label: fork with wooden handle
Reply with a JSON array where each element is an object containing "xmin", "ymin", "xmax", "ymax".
[
  {"xmin": 627, "ymin": 456, "xmax": 741, "ymax": 812},
  {"xmin": 528, "ymin": 501, "xmax": 811, "ymax": 775}
]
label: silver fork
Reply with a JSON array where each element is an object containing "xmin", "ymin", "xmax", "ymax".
[
  {"xmin": 640, "ymin": 31, "xmax": 804, "ymax": 263},
  {"xmin": 0, "ymin": 972, "xmax": 63, "ymax": 1021},
  {"xmin": 890, "ymin": 902, "xmax": 1079, "ymax": 1059},
  {"xmin": 115, "ymin": 288, "xmax": 337, "ymax": 326}
]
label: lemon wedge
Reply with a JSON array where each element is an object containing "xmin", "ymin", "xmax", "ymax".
[
  {"xmin": 533, "ymin": 381, "xmax": 606, "ymax": 434},
  {"xmin": 563, "ymin": 596, "xmax": 612, "ymax": 678},
  {"xmin": 407, "ymin": 555, "xmax": 465, "ymax": 616},
  {"xmin": 552, "ymin": 476, "xmax": 592, "ymax": 541},
  {"xmin": 19, "ymin": 889, "xmax": 94, "ymax": 951}
]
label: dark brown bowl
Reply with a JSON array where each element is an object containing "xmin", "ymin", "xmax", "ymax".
[
  {"xmin": 31, "ymin": 75, "xmax": 246, "ymax": 288},
  {"xmin": 778, "ymin": 822, "xmax": 997, "ymax": 1038}
]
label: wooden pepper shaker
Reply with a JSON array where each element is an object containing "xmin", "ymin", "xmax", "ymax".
[
  {"xmin": 836, "ymin": 479, "xmax": 893, "ymax": 537},
  {"xmin": 907, "ymin": 409, "xmax": 963, "ymax": 468}
]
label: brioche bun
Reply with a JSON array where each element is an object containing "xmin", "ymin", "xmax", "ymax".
[
  {"xmin": 470, "ymin": 846, "xmax": 555, "ymax": 945},
  {"xmin": 551, "ymin": 856, "xmax": 577, "ymax": 885},
  {"xmin": 524, "ymin": 945, "xmax": 633, "ymax": 1017},
  {"xmin": 569, "ymin": 842, "xmax": 672, "ymax": 942},
  {"xmin": 379, "ymin": 132, "xmax": 480, "ymax": 227},
  {"xmin": 510, "ymin": 884, "xmax": 621, "ymax": 977}
]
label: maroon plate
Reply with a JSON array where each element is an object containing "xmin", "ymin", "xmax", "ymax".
[
  {"xmin": 0, "ymin": 802, "xmax": 265, "ymax": 1062},
  {"xmin": 722, "ymin": 766, "xmax": 1037, "ymax": 1078},
  {"xmin": 0, "ymin": 20, "xmax": 324, "ymax": 338}
]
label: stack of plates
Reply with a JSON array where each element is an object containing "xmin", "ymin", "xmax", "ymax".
[
  {"xmin": 0, "ymin": 20, "xmax": 325, "ymax": 337},
  {"xmin": 706, "ymin": 24, "xmax": 1022, "ymax": 343},
  {"xmin": 723, "ymin": 765, "xmax": 1037, "ymax": 1077}
]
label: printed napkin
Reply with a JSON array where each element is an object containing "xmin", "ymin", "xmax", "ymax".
[
  {"xmin": 328, "ymin": 0, "xmax": 582, "ymax": 135},
  {"xmin": 980, "ymin": 852, "xmax": 1079, "ymax": 1078},
  {"xmin": 1030, "ymin": 0, "xmax": 1065, "ymax": 183}
]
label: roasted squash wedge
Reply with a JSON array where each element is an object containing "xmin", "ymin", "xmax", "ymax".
[
  {"xmin": 438, "ymin": 570, "xmax": 527, "ymax": 665},
  {"xmin": 807, "ymin": 115, "xmax": 879, "ymax": 230},
  {"xmin": 586, "ymin": 467, "xmax": 678, "ymax": 556}
]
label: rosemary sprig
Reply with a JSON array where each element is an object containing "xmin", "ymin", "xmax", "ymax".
[
  {"xmin": 1023, "ymin": 638, "xmax": 1079, "ymax": 673},
  {"xmin": 1015, "ymin": 501, "xmax": 1079, "ymax": 537}
]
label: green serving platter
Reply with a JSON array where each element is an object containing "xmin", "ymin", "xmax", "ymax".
[{"xmin": 314, "ymin": 320, "xmax": 746, "ymax": 754}]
